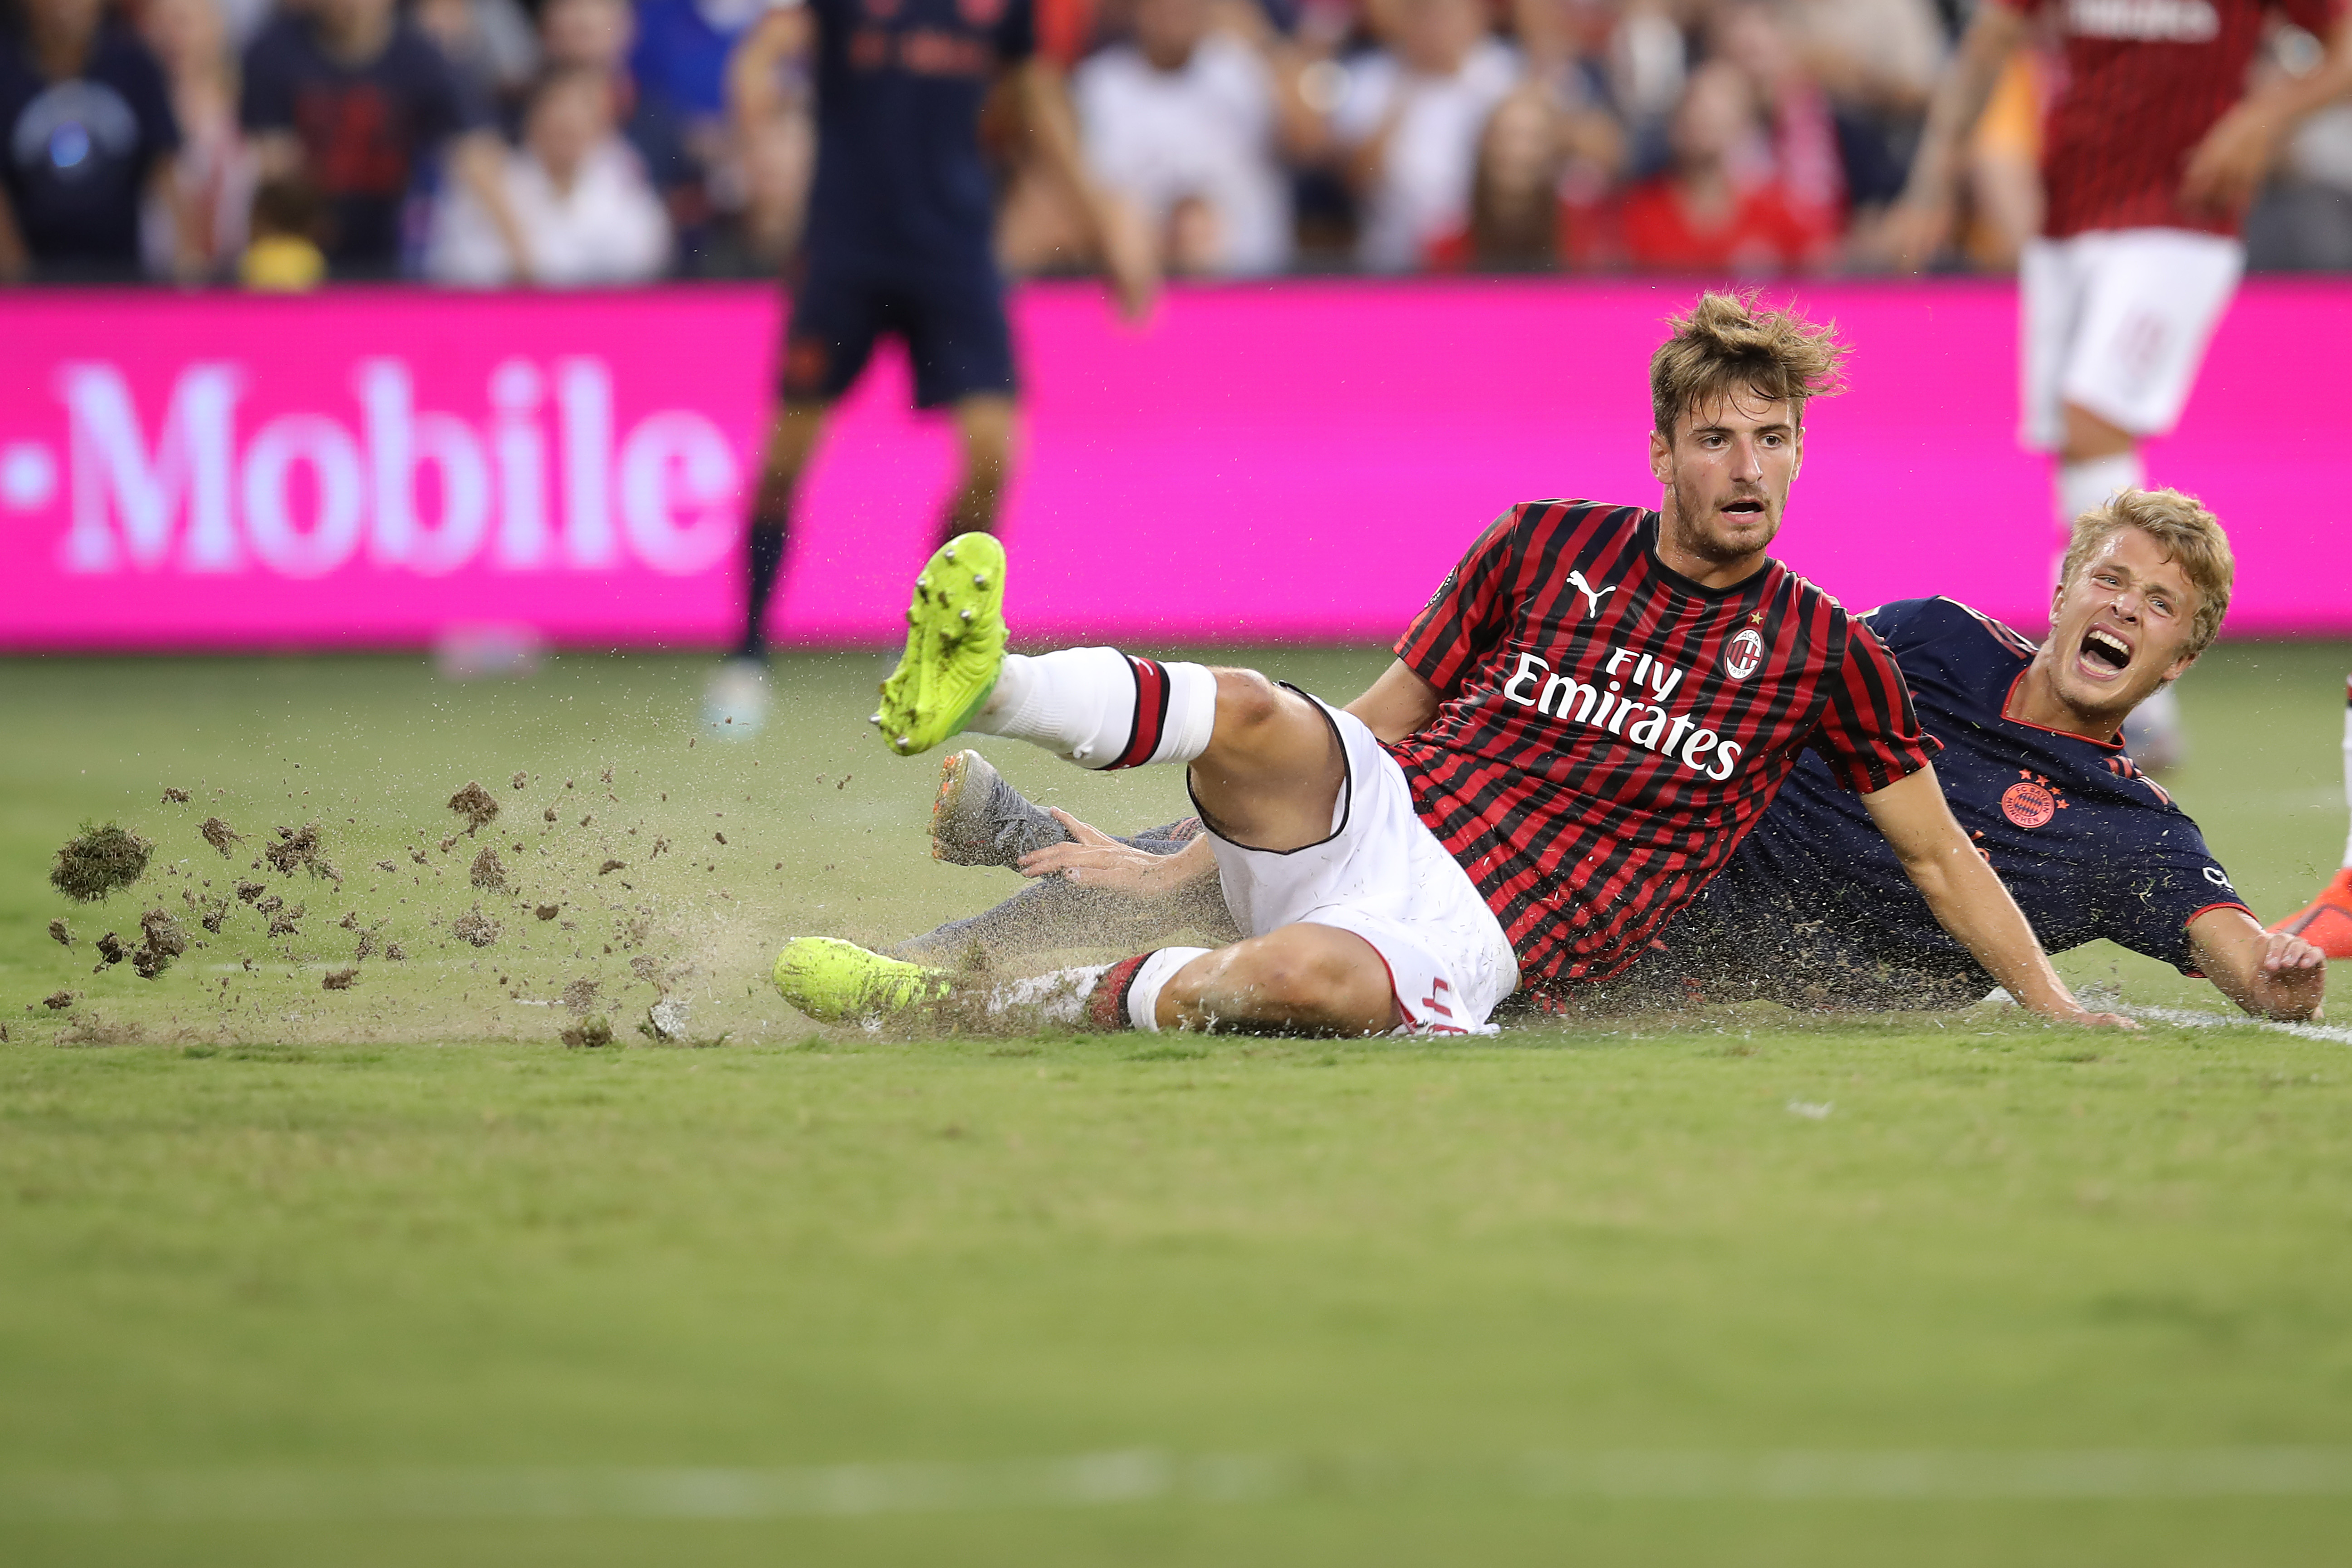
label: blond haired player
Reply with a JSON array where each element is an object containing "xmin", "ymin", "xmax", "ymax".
[{"xmin": 1890, "ymin": 0, "xmax": 2352, "ymax": 762}]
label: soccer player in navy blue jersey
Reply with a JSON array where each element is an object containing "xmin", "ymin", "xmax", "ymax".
[
  {"xmin": 907, "ymin": 489, "xmax": 2328, "ymax": 1023},
  {"xmin": 1633, "ymin": 491, "xmax": 2324, "ymax": 1019},
  {"xmin": 772, "ymin": 293, "xmax": 2134, "ymax": 1037},
  {"xmin": 706, "ymin": 0, "xmax": 1156, "ymax": 734}
]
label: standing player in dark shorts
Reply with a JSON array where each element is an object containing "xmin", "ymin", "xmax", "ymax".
[
  {"xmin": 1890, "ymin": 0, "xmax": 2352, "ymax": 764},
  {"xmin": 706, "ymin": 0, "xmax": 1156, "ymax": 734},
  {"xmin": 769, "ymin": 293, "xmax": 2132, "ymax": 1034},
  {"xmin": 891, "ymin": 490, "xmax": 2329, "ymax": 1023}
]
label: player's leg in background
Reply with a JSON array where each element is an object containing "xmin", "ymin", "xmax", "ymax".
[
  {"xmin": 944, "ymin": 394, "xmax": 1014, "ymax": 540},
  {"xmin": 705, "ymin": 404, "xmax": 826, "ymax": 736},
  {"xmin": 2052, "ymin": 230, "xmax": 2245, "ymax": 771},
  {"xmin": 2270, "ymin": 673, "xmax": 2352, "ymax": 958}
]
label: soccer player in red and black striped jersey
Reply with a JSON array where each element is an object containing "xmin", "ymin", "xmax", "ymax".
[
  {"xmin": 772, "ymin": 292, "xmax": 2131, "ymax": 1035},
  {"xmin": 1891, "ymin": 0, "xmax": 2352, "ymax": 759}
]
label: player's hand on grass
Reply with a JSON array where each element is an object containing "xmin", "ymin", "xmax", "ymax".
[
  {"xmin": 1017, "ymin": 809, "xmax": 1198, "ymax": 896},
  {"xmin": 2180, "ymin": 101, "xmax": 2284, "ymax": 215},
  {"xmin": 2057, "ymin": 1006, "xmax": 2140, "ymax": 1031}
]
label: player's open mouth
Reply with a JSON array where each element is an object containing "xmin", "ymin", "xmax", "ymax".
[
  {"xmin": 1720, "ymin": 499, "xmax": 1765, "ymax": 516},
  {"xmin": 2078, "ymin": 625, "xmax": 2133, "ymax": 676}
]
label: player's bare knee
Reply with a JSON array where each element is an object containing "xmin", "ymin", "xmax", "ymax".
[{"xmin": 1211, "ymin": 667, "xmax": 1284, "ymax": 732}]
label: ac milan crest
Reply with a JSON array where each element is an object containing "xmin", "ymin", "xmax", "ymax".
[{"xmin": 1722, "ymin": 627, "xmax": 1764, "ymax": 681}]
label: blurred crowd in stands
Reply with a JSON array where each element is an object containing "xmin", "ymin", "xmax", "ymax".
[{"xmin": 3, "ymin": 0, "xmax": 2349, "ymax": 285}]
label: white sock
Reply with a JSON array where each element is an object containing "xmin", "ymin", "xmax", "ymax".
[
  {"xmin": 970, "ymin": 648, "xmax": 1216, "ymax": 770},
  {"xmin": 988, "ymin": 963, "xmax": 1111, "ymax": 1027},
  {"xmin": 1123, "ymin": 946, "xmax": 1211, "ymax": 1034},
  {"xmin": 2053, "ymin": 451, "xmax": 2145, "ymax": 584},
  {"xmin": 2341, "ymin": 674, "xmax": 2352, "ymax": 871}
]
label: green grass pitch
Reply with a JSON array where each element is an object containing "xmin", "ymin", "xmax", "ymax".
[{"xmin": 3, "ymin": 643, "xmax": 2352, "ymax": 1566}]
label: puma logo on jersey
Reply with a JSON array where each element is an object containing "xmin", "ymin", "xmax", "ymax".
[
  {"xmin": 1565, "ymin": 571, "xmax": 1617, "ymax": 619},
  {"xmin": 2064, "ymin": 0, "xmax": 2218, "ymax": 41}
]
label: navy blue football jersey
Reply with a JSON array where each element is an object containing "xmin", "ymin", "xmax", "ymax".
[
  {"xmin": 1651, "ymin": 597, "xmax": 2253, "ymax": 1007},
  {"xmin": 802, "ymin": 0, "xmax": 1034, "ymax": 272}
]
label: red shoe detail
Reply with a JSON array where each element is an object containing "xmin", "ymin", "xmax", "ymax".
[
  {"xmin": 1088, "ymin": 953, "xmax": 1152, "ymax": 1030},
  {"xmin": 2271, "ymin": 868, "xmax": 2352, "ymax": 960}
]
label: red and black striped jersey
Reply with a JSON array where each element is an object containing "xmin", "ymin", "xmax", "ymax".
[
  {"xmin": 2003, "ymin": 0, "xmax": 2345, "ymax": 238},
  {"xmin": 1389, "ymin": 500, "xmax": 1938, "ymax": 989}
]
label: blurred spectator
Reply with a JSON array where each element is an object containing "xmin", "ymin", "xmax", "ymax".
[
  {"xmin": 426, "ymin": 65, "xmax": 671, "ymax": 284},
  {"xmin": 0, "ymin": 0, "xmax": 192, "ymax": 280},
  {"xmin": 239, "ymin": 170, "xmax": 324, "ymax": 285},
  {"xmin": 541, "ymin": 0, "xmax": 709, "ymax": 243},
  {"xmin": 1712, "ymin": 2, "xmax": 1843, "ymax": 253},
  {"xmin": 139, "ymin": 0, "xmax": 255, "ymax": 277},
  {"xmin": 629, "ymin": 0, "xmax": 761, "ymax": 144},
  {"xmin": 1780, "ymin": 0, "xmax": 1941, "ymax": 206},
  {"xmin": 1619, "ymin": 57, "xmax": 1823, "ymax": 273},
  {"xmin": 240, "ymin": 0, "xmax": 529, "ymax": 277},
  {"xmin": 414, "ymin": 0, "xmax": 541, "ymax": 109},
  {"xmin": 1428, "ymin": 86, "xmax": 1560, "ymax": 269},
  {"xmin": 1331, "ymin": 0, "xmax": 1520, "ymax": 272},
  {"xmin": 702, "ymin": 84, "xmax": 811, "ymax": 270},
  {"xmin": 1069, "ymin": 0, "xmax": 1294, "ymax": 275}
]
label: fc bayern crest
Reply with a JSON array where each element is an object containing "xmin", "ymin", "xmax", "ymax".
[{"xmin": 1722, "ymin": 627, "xmax": 1765, "ymax": 681}]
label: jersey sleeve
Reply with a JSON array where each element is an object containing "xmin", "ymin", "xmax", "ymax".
[
  {"xmin": 1393, "ymin": 507, "xmax": 1521, "ymax": 697},
  {"xmin": 2090, "ymin": 818, "xmax": 2252, "ymax": 973},
  {"xmin": 1807, "ymin": 616, "xmax": 1941, "ymax": 793}
]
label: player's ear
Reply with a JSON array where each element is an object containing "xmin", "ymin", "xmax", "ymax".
[
  {"xmin": 1789, "ymin": 426, "xmax": 1803, "ymax": 481},
  {"xmin": 1648, "ymin": 428, "xmax": 1672, "ymax": 485},
  {"xmin": 2161, "ymin": 650, "xmax": 2198, "ymax": 686}
]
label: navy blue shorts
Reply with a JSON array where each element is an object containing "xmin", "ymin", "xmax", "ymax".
[{"xmin": 780, "ymin": 254, "xmax": 1017, "ymax": 410}]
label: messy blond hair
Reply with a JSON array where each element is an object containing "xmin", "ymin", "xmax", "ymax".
[
  {"xmin": 1651, "ymin": 290, "xmax": 1848, "ymax": 438},
  {"xmin": 2060, "ymin": 487, "xmax": 2234, "ymax": 657}
]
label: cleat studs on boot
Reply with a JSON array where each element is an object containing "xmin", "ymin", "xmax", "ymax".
[
  {"xmin": 959, "ymin": 608, "xmax": 973, "ymax": 622},
  {"xmin": 869, "ymin": 712, "xmax": 884, "ymax": 726},
  {"xmin": 943, "ymin": 546, "xmax": 958, "ymax": 562},
  {"xmin": 972, "ymin": 573, "xmax": 988, "ymax": 588}
]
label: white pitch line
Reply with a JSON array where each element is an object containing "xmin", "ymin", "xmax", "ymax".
[
  {"xmin": 2113, "ymin": 1001, "xmax": 2352, "ymax": 1048},
  {"xmin": 8, "ymin": 1449, "xmax": 2352, "ymax": 1521}
]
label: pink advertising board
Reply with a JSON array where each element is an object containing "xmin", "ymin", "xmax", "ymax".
[{"xmin": 0, "ymin": 278, "xmax": 2342, "ymax": 652}]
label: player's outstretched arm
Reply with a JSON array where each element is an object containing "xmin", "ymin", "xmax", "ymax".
[
  {"xmin": 1861, "ymin": 765, "xmax": 2136, "ymax": 1028},
  {"xmin": 1344, "ymin": 661, "xmax": 1444, "ymax": 744},
  {"xmin": 2180, "ymin": 15, "xmax": 2352, "ymax": 216},
  {"xmin": 1885, "ymin": 0, "xmax": 2027, "ymax": 271},
  {"xmin": 1009, "ymin": 59, "xmax": 1159, "ymax": 322},
  {"xmin": 2187, "ymin": 909, "xmax": 2328, "ymax": 1023}
]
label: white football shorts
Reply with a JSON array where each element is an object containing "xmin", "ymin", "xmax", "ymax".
[
  {"xmin": 2019, "ymin": 227, "xmax": 2244, "ymax": 451},
  {"xmin": 1202, "ymin": 696, "xmax": 1519, "ymax": 1036}
]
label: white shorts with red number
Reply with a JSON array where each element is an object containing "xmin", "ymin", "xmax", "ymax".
[
  {"xmin": 1205, "ymin": 698, "xmax": 1519, "ymax": 1036},
  {"xmin": 2019, "ymin": 228, "xmax": 2244, "ymax": 451}
]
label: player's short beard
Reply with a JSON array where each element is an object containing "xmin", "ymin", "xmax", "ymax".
[{"xmin": 1666, "ymin": 475, "xmax": 1776, "ymax": 567}]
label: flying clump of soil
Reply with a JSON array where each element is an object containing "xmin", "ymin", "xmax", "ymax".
[
  {"xmin": 132, "ymin": 908, "xmax": 188, "ymax": 979},
  {"xmin": 263, "ymin": 823, "xmax": 335, "ymax": 879},
  {"xmin": 469, "ymin": 848, "xmax": 508, "ymax": 892},
  {"xmin": 50, "ymin": 824, "xmax": 152, "ymax": 902},
  {"xmin": 48, "ymin": 919, "xmax": 71, "ymax": 946},
  {"xmin": 452, "ymin": 906, "xmax": 500, "ymax": 948},
  {"xmin": 200, "ymin": 818, "xmax": 241, "ymax": 855},
  {"xmin": 448, "ymin": 782, "xmax": 500, "ymax": 835},
  {"xmin": 322, "ymin": 968, "xmax": 358, "ymax": 991}
]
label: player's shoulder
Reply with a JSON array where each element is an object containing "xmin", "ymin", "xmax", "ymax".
[
  {"xmin": 1858, "ymin": 596, "xmax": 2039, "ymax": 657},
  {"xmin": 1509, "ymin": 498, "xmax": 1652, "ymax": 543}
]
